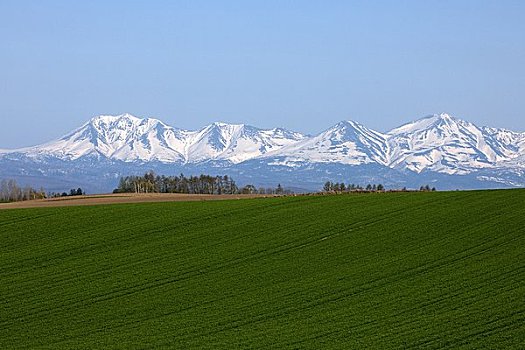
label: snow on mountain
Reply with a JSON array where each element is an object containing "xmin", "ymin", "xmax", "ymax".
[
  {"xmin": 386, "ymin": 113, "xmax": 519, "ymax": 174},
  {"xmin": 8, "ymin": 114, "xmax": 306, "ymax": 164},
  {"xmin": 18, "ymin": 114, "xmax": 188, "ymax": 163},
  {"xmin": 182, "ymin": 122, "xmax": 243, "ymax": 163},
  {"xmin": 481, "ymin": 126, "xmax": 525, "ymax": 159},
  {"xmin": 189, "ymin": 123, "xmax": 306, "ymax": 163},
  {"xmin": 264, "ymin": 120, "xmax": 389, "ymax": 166},
  {"xmin": 267, "ymin": 114, "xmax": 523, "ymax": 174},
  {"xmin": 1, "ymin": 112, "xmax": 523, "ymax": 178}
]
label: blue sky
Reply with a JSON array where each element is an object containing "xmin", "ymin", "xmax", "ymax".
[{"xmin": 1, "ymin": 0, "xmax": 524, "ymax": 147}]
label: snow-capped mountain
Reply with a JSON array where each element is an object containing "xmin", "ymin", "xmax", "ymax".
[
  {"xmin": 261, "ymin": 113, "xmax": 525, "ymax": 175},
  {"xmin": 1, "ymin": 112, "xmax": 524, "ymax": 192},
  {"xmin": 11, "ymin": 114, "xmax": 306, "ymax": 164},
  {"xmin": 184, "ymin": 122, "xmax": 305, "ymax": 163},
  {"xmin": 263, "ymin": 120, "xmax": 389, "ymax": 166},
  {"xmin": 18, "ymin": 114, "xmax": 187, "ymax": 162},
  {"xmin": 386, "ymin": 113, "xmax": 520, "ymax": 174}
]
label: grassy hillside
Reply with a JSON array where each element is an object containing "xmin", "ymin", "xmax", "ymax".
[{"xmin": 0, "ymin": 190, "xmax": 524, "ymax": 349}]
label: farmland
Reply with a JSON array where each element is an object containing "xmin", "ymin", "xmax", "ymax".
[
  {"xmin": 0, "ymin": 190, "xmax": 524, "ymax": 348},
  {"xmin": 0, "ymin": 192, "xmax": 268, "ymax": 210}
]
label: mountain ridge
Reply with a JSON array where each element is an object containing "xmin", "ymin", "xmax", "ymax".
[{"xmin": 1, "ymin": 112, "xmax": 524, "ymax": 192}]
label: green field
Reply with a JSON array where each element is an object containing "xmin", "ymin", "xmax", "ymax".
[{"xmin": 1, "ymin": 190, "xmax": 524, "ymax": 349}]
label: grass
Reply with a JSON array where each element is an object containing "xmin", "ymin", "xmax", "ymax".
[{"xmin": 0, "ymin": 190, "xmax": 524, "ymax": 349}]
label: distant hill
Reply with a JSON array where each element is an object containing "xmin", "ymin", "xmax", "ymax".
[{"xmin": 1, "ymin": 113, "xmax": 524, "ymax": 192}]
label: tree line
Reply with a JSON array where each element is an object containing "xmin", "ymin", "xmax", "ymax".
[
  {"xmin": 323, "ymin": 181, "xmax": 385, "ymax": 192},
  {"xmin": 114, "ymin": 172, "xmax": 238, "ymax": 194},
  {"xmin": 237, "ymin": 183, "xmax": 293, "ymax": 195},
  {"xmin": 0, "ymin": 179, "xmax": 46, "ymax": 202},
  {"xmin": 322, "ymin": 181, "xmax": 436, "ymax": 193},
  {"xmin": 48, "ymin": 188, "xmax": 85, "ymax": 198},
  {"xmin": 419, "ymin": 185, "xmax": 437, "ymax": 192},
  {"xmin": 113, "ymin": 172, "xmax": 292, "ymax": 195}
]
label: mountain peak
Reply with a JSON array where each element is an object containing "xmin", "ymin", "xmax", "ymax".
[
  {"xmin": 385, "ymin": 112, "xmax": 520, "ymax": 173},
  {"xmin": 323, "ymin": 121, "xmax": 370, "ymax": 137},
  {"xmin": 427, "ymin": 112, "xmax": 461, "ymax": 125},
  {"xmin": 265, "ymin": 119, "xmax": 389, "ymax": 166},
  {"xmin": 329, "ymin": 120, "xmax": 386, "ymax": 140},
  {"xmin": 86, "ymin": 114, "xmax": 173, "ymax": 137},
  {"xmin": 332, "ymin": 120, "xmax": 364, "ymax": 129},
  {"xmin": 346, "ymin": 119, "xmax": 364, "ymax": 126},
  {"xmin": 388, "ymin": 112, "xmax": 462, "ymax": 135},
  {"xmin": 210, "ymin": 121, "xmax": 245, "ymax": 128},
  {"xmin": 435, "ymin": 112, "xmax": 454, "ymax": 120},
  {"xmin": 89, "ymin": 113, "xmax": 142, "ymax": 124}
]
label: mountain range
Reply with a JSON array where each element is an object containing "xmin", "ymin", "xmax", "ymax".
[{"xmin": 1, "ymin": 113, "xmax": 524, "ymax": 193}]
